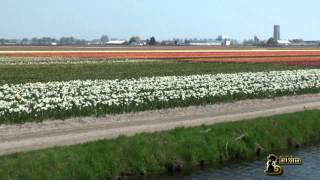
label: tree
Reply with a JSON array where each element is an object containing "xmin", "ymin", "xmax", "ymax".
[
  {"xmin": 149, "ymin": 36, "xmax": 157, "ymax": 45},
  {"xmin": 41, "ymin": 37, "xmax": 57, "ymax": 45},
  {"xmin": 22, "ymin": 38, "xmax": 30, "ymax": 45},
  {"xmin": 59, "ymin": 37, "xmax": 76, "ymax": 45},
  {"xmin": 230, "ymin": 39, "xmax": 238, "ymax": 45},
  {"xmin": 100, "ymin": 35, "xmax": 109, "ymax": 43},
  {"xmin": 184, "ymin": 38, "xmax": 191, "ymax": 44},
  {"xmin": 129, "ymin": 36, "xmax": 141, "ymax": 44},
  {"xmin": 267, "ymin": 37, "xmax": 278, "ymax": 46},
  {"xmin": 31, "ymin": 38, "xmax": 40, "ymax": 45},
  {"xmin": 243, "ymin": 39, "xmax": 255, "ymax": 46},
  {"xmin": 75, "ymin": 39, "xmax": 87, "ymax": 45},
  {"xmin": 0, "ymin": 39, "xmax": 7, "ymax": 44}
]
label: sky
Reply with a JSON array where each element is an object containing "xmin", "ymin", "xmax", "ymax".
[{"xmin": 1, "ymin": 0, "xmax": 320, "ymax": 41}]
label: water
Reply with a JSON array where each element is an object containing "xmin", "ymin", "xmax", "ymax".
[{"xmin": 147, "ymin": 144, "xmax": 320, "ymax": 180}]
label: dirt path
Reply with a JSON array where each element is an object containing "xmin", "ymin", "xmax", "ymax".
[{"xmin": 1, "ymin": 94, "xmax": 320, "ymax": 156}]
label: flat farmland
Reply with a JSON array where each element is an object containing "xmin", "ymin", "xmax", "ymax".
[
  {"xmin": 1, "ymin": 47, "xmax": 320, "ymax": 180},
  {"xmin": 2, "ymin": 48, "xmax": 320, "ymax": 65},
  {"xmin": 0, "ymin": 47, "xmax": 319, "ymax": 124},
  {"xmin": 1, "ymin": 47, "xmax": 320, "ymax": 124},
  {"xmin": 0, "ymin": 57, "xmax": 319, "ymax": 124},
  {"xmin": 1, "ymin": 45, "xmax": 319, "ymax": 51}
]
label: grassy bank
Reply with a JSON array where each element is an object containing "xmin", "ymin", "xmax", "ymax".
[
  {"xmin": 1, "ymin": 110, "xmax": 320, "ymax": 180},
  {"xmin": 0, "ymin": 60, "xmax": 304, "ymax": 84}
]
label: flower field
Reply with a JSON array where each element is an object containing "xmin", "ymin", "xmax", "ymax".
[
  {"xmin": 2, "ymin": 56, "xmax": 320, "ymax": 65},
  {"xmin": 2, "ymin": 49, "xmax": 320, "ymax": 65},
  {"xmin": 183, "ymin": 56, "xmax": 320, "ymax": 63},
  {"xmin": 3, "ymin": 50, "xmax": 320, "ymax": 59},
  {"xmin": 1, "ymin": 69, "xmax": 320, "ymax": 124},
  {"xmin": 0, "ymin": 56, "xmax": 158, "ymax": 65}
]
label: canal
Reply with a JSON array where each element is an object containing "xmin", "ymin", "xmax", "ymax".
[{"xmin": 144, "ymin": 144, "xmax": 320, "ymax": 180}]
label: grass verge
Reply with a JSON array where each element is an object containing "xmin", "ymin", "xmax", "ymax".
[{"xmin": 0, "ymin": 110, "xmax": 320, "ymax": 180}]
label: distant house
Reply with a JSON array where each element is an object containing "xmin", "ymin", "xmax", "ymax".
[
  {"xmin": 224, "ymin": 40, "xmax": 231, "ymax": 46},
  {"xmin": 130, "ymin": 41, "xmax": 146, "ymax": 46},
  {"xmin": 186, "ymin": 40, "xmax": 222, "ymax": 46},
  {"xmin": 106, "ymin": 40, "xmax": 126, "ymax": 45},
  {"xmin": 89, "ymin": 39, "xmax": 103, "ymax": 45},
  {"xmin": 277, "ymin": 40, "xmax": 291, "ymax": 46},
  {"xmin": 161, "ymin": 40, "xmax": 176, "ymax": 46},
  {"xmin": 290, "ymin": 40, "xmax": 320, "ymax": 46},
  {"xmin": 188, "ymin": 41, "xmax": 222, "ymax": 46}
]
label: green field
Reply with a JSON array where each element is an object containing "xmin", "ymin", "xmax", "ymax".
[
  {"xmin": 0, "ymin": 60, "xmax": 305, "ymax": 85},
  {"xmin": 1, "ymin": 110, "xmax": 319, "ymax": 180}
]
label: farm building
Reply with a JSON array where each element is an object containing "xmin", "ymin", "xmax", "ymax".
[
  {"xmin": 186, "ymin": 40, "xmax": 222, "ymax": 46},
  {"xmin": 277, "ymin": 40, "xmax": 291, "ymax": 46},
  {"xmin": 105, "ymin": 40, "xmax": 127, "ymax": 45}
]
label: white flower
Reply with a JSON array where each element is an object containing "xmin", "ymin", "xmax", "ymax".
[{"xmin": 0, "ymin": 69, "xmax": 320, "ymax": 117}]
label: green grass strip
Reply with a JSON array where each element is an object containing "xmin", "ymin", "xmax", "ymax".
[
  {"xmin": 1, "ymin": 110, "xmax": 320, "ymax": 180},
  {"xmin": 0, "ymin": 61, "xmax": 306, "ymax": 85}
]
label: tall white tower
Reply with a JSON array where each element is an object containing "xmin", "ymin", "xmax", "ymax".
[{"xmin": 273, "ymin": 25, "xmax": 280, "ymax": 41}]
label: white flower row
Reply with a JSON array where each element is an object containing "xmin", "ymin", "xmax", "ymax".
[
  {"xmin": 0, "ymin": 57, "xmax": 160, "ymax": 65},
  {"xmin": 1, "ymin": 69, "xmax": 320, "ymax": 116}
]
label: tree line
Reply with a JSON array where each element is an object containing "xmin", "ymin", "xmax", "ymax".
[
  {"xmin": 1, "ymin": 37, "xmax": 94, "ymax": 45},
  {"xmin": 0, "ymin": 35, "xmax": 159, "ymax": 46}
]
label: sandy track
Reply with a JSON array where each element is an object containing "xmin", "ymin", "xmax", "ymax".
[{"xmin": 1, "ymin": 94, "xmax": 320, "ymax": 156}]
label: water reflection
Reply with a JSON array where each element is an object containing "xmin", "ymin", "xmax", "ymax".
[{"xmin": 158, "ymin": 144, "xmax": 320, "ymax": 180}]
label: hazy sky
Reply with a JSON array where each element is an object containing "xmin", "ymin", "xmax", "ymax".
[{"xmin": 1, "ymin": 0, "xmax": 319, "ymax": 40}]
